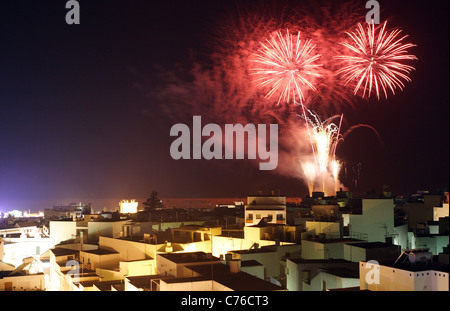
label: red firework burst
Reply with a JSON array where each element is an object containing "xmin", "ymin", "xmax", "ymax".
[
  {"xmin": 249, "ymin": 29, "xmax": 322, "ymax": 105},
  {"xmin": 336, "ymin": 21, "xmax": 417, "ymax": 99}
]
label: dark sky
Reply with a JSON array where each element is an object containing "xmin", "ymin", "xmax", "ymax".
[{"xmin": 0, "ymin": 0, "xmax": 448, "ymax": 211}]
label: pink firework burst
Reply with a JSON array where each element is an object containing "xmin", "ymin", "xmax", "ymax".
[
  {"xmin": 336, "ymin": 21, "xmax": 417, "ymax": 100},
  {"xmin": 249, "ymin": 29, "xmax": 322, "ymax": 105}
]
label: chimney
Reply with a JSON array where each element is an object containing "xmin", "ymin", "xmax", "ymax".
[
  {"xmin": 229, "ymin": 259, "xmax": 241, "ymax": 274},
  {"xmin": 0, "ymin": 238, "xmax": 5, "ymax": 261}
]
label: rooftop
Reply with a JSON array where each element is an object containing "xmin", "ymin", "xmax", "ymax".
[
  {"xmin": 81, "ymin": 249, "xmax": 119, "ymax": 255},
  {"xmin": 126, "ymin": 275, "xmax": 165, "ymax": 290},
  {"xmin": 381, "ymin": 258, "xmax": 450, "ymax": 273},
  {"xmin": 328, "ymin": 286, "xmax": 364, "ymax": 291},
  {"xmin": 162, "ymin": 276, "xmax": 210, "ymax": 284},
  {"xmin": 245, "ymin": 205, "xmax": 286, "ymax": 211},
  {"xmin": 349, "ymin": 242, "xmax": 400, "ymax": 249},
  {"xmin": 158, "ymin": 252, "xmax": 220, "ymax": 264},
  {"xmin": 51, "ymin": 247, "xmax": 79, "ymax": 257},
  {"xmin": 93, "ymin": 280, "xmax": 124, "ymax": 291},
  {"xmin": 320, "ymin": 267, "xmax": 359, "ymax": 279},
  {"xmin": 185, "ymin": 263, "xmax": 284, "ymax": 291},
  {"xmin": 288, "ymin": 258, "xmax": 351, "ymax": 265},
  {"xmin": 231, "ymin": 246, "xmax": 276, "ymax": 254},
  {"xmin": 304, "ymin": 238, "xmax": 363, "ymax": 244},
  {"xmin": 241, "ymin": 260, "xmax": 263, "ymax": 267}
]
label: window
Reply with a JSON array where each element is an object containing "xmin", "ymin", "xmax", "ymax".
[{"xmin": 256, "ymin": 214, "xmax": 261, "ymax": 219}]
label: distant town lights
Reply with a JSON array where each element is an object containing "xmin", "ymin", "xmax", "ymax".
[{"xmin": 119, "ymin": 199, "xmax": 138, "ymax": 214}]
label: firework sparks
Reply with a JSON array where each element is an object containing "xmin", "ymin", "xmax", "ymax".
[
  {"xmin": 250, "ymin": 29, "xmax": 322, "ymax": 105},
  {"xmin": 299, "ymin": 107, "xmax": 343, "ymax": 195},
  {"xmin": 336, "ymin": 21, "xmax": 417, "ymax": 99},
  {"xmin": 331, "ymin": 159, "xmax": 341, "ymax": 193},
  {"xmin": 300, "ymin": 161, "xmax": 317, "ymax": 197}
]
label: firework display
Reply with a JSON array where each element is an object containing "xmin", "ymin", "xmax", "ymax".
[
  {"xmin": 249, "ymin": 29, "xmax": 322, "ymax": 105},
  {"xmin": 336, "ymin": 21, "xmax": 417, "ymax": 99},
  {"xmin": 158, "ymin": 1, "xmax": 418, "ymax": 197},
  {"xmin": 247, "ymin": 17, "xmax": 417, "ymax": 195},
  {"xmin": 299, "ymin": 107, "xmax": 343, "ymax": 196}
]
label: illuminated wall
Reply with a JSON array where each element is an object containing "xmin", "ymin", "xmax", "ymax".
[
  {"xmin": 359, "ymin": 261, "xmax": 449, "ymax": 291},
  {"xmin": 349, "ymin": 199, "xmax": 395, "ymax": 243},
  {"xmin": 49, "ymin": 220, "xmax": 77, "ymax": 246}
]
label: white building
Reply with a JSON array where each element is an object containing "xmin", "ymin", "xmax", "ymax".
[
  {"xmin": 359, "ymin": 255, "xmax": 449, "ymax": 291},
  {"xmin": 245, "ymin": 194, "xmax": 286, "ymax": 226},
  {"xmin": 286, "ymin": 258, "xmax": 359, "ymax": 291},
  {"xmin": 0, "ymin": 271, "xmax": 46, "ymax": 291},
  {"xmin": 349, "ymin": 199, "xmax": 395, "ymax": 243},
  {"xmin": 433, "ymin": 203, "xmax": 449, "ymax": 221}
]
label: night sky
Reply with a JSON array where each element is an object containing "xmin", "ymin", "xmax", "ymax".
[{"xmin": 0, "ymin": 0, "xmax": 448, "ymax": 212}]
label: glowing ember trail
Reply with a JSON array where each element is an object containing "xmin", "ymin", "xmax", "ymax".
[
  {"xmin": 299, "ymin": 107, "xmax": 343, "ymax": 196},
  {"xmin": 250, "ymin": 29, "xmax": 322, "ymax": 105},
  {"xmin": 330, "ymin": 159, "xmax": 341, "ymax": 193},
  {"xmin": 336, "ymin": 21, "xmax": 417, "ymax": 99},
  {"xmin": 300, "ymin": 161, "xmax": 317, "ymax": 197}
]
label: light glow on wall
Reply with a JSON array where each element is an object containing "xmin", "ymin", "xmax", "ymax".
[{"xmin": 119, "ymin": 200, "xmax": 138, "ymax": 214}]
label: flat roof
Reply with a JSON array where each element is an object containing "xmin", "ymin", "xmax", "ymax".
[
  {"xmin": 288, "ymin": 258, "xmax": 351, "ymax": 265},
  {"xmin": 328, "ymin": 286, "xmax": 364, "ymax": 291},
  {"xmin": 320, "ymin": 267, "xmax": 359, "ymax": 279},
  {"xmin": 81, "ymin": 249, "xmax": 119, "ymax": 255},
  {"xmin": 241, "ymin": 260, "xmax": 263, "ymax": 267},
  {"xmin": 303, "ymin": 238, "xmax": 363, "ymax": 244},
  {"xmin": 162, "ymin": 276, "xmax": 210, "ymax": 284},
  {"xmin": 158, "ymin": 252, "xmax": 220, "ymax": 264},
  {"xmin": 93, "ymin": 280, "xmax": 124, "ymax": 291},
  {"xmin": 245, "ymin": 206, "xmax": 286, "ymax": 210},
  {"xmin": 51, "ymin": 248, "xmax": 79, "ymax": 257},
  {"xmin": 349, "ymin": 242, "xmax": 399, "ymax": 249},
  {"xmin": 380, "ymin": 259, "xmax": 450, "ymax": 273},
  {"xmin": 231, "ymin": 247, "xmax": 275, "ymax": 254},
  {"xmin": 127, "ymin": 275, "xmax": 165, "ymax": 290},
  {"xmin": 185, "ymin": 263, "xmax": 284, "ymax": 291}
]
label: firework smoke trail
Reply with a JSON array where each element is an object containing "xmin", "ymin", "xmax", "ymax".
[
  {"xmin": 336, "ymin": 20, "xmax": 417, "ymax": 100},
  {"xmin": 249, "ymin": 29, "xmax": 322, "ymax": 106},
  {"xmin": 300, "ymin": 161, "xmax": 316, "ymax": 197},
  {"xmin": 331, "ymin": 159, "xmax": 341, "ymax": 193},
  {"xmin": 292, "ymin": 0, "xmax": 365, "ymax": 114}
]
